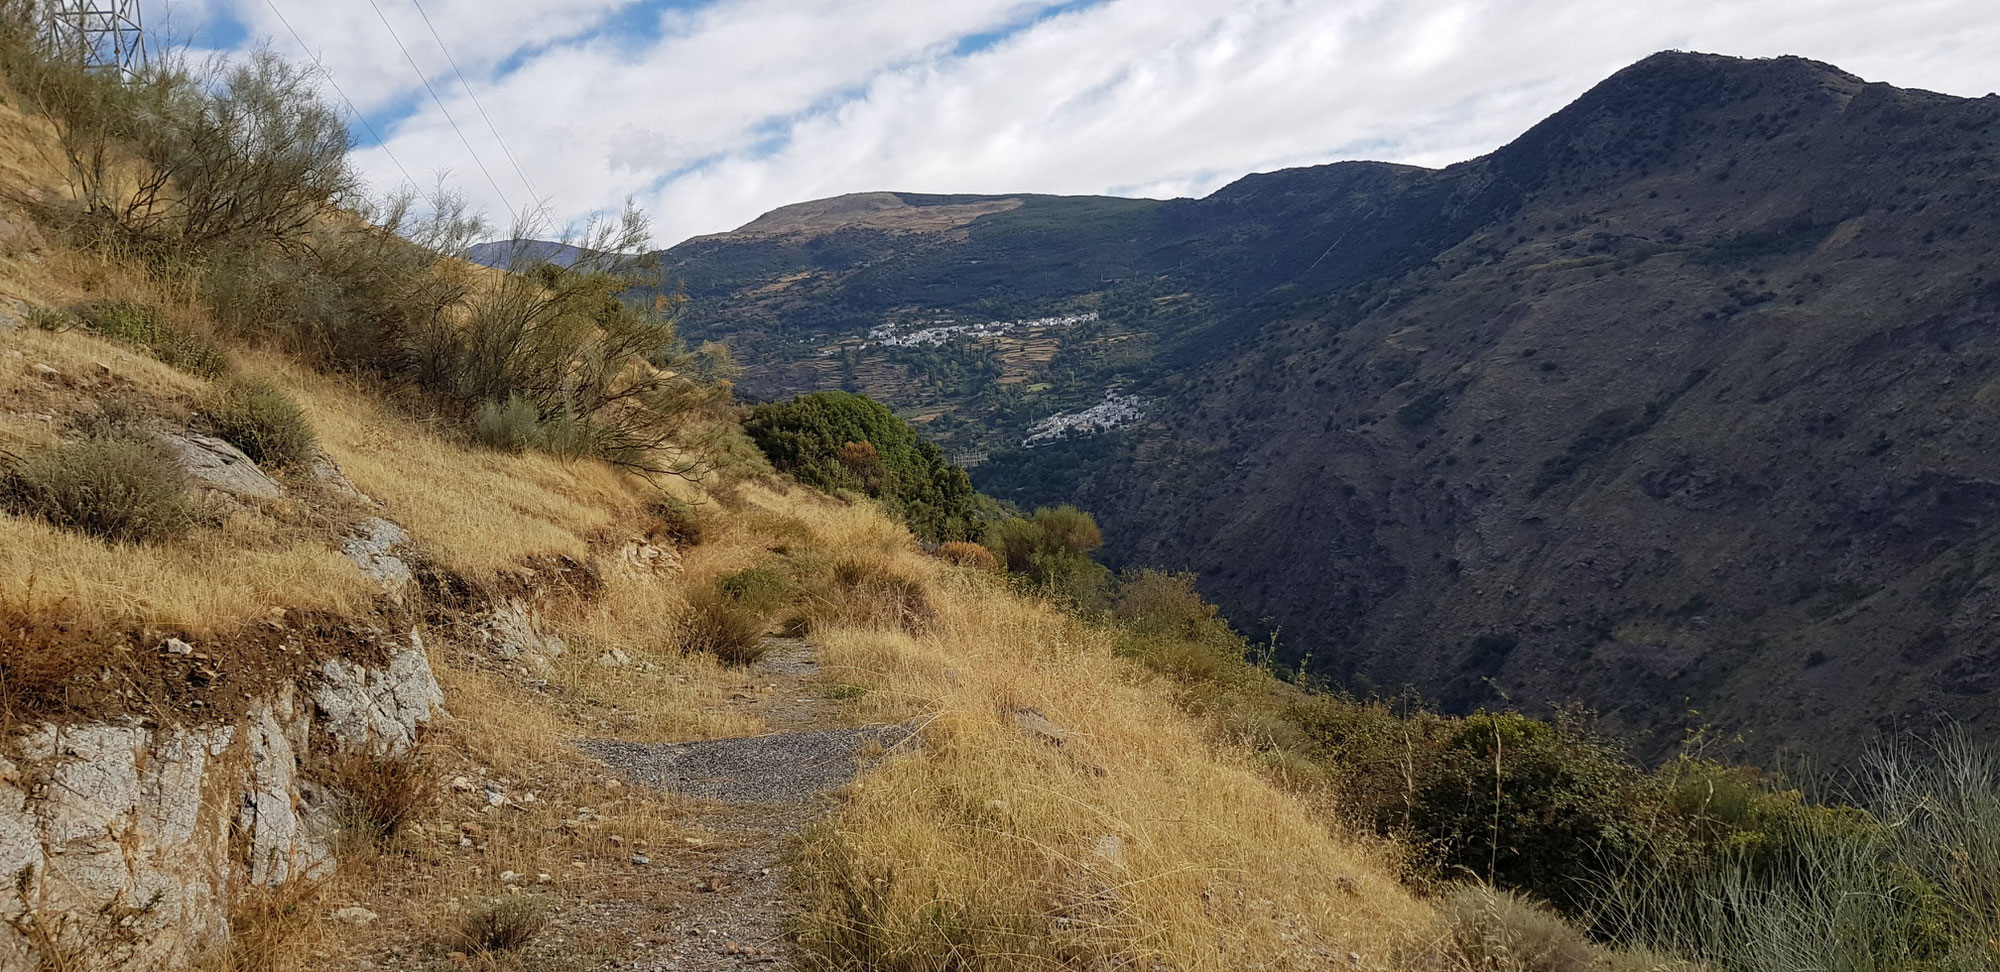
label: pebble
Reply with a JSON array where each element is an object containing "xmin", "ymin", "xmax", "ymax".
[
  {"xmin": 630, "ymin": 853, "xmax": 651, "ymax": 866},
  {"xmin": 332, "ymin": 906, "xmax": 379, "ymax": 925}
]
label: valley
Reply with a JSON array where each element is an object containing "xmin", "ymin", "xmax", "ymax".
[{"xmin": 651, "ymin": 51, "xmax": 2000, "ymax": 761}]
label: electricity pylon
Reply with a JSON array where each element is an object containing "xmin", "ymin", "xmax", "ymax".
[{"xmin": 43, "ymin": 0, "xmax": 147, "ymax": 78}]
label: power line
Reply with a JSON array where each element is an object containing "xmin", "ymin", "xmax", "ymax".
[
  {"xmin": 260, "ymin": 0, "xmax": 419, "ymax": 192},
  {"xmin": 363, "ymin": 0, "xmax": 519, "ymax": 222},
  {"xmin": 405, "ymin": 0, "xmax": 540, "ymax": 204}
]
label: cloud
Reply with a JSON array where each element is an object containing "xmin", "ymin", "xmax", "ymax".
[{"xmin": 164, "ymin": 0, "xmax": 2000, "ymax": 246}]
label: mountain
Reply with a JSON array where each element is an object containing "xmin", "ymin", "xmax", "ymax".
[
  {"xmin": 653, "ymin": 51, "xmax": 2000, "ymax": 759},
  {"xmin": 466, "ymin": 237, "xmax": 591, "ymax": 269}
]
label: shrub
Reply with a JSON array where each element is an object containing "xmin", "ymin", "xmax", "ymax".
[
  {"xmin": 76, "ymin": 299, "xmax": 229, "ymax": 378},
  {"xmin": 327, "ymin": 751, "xmax": 438, "ymax": 846},
  {"xmin": 0, "ymin": 34, "xmax": 355, "ymax": 251},
  {"xmin": 717, "ymin": 564, "xmax": 796, "ymax": 617},
  {"xmin": 471, "ymin": 395, "xmax": 542, "ymax": 453},
  {"xmin": 679, "ymin": 586, "xmax": 768, "ymax": 666},
  {"xmin": 1603, "ymin": 730, "xmax": 2000, "ymax": 971},
  {"xmin": 808, "ymin": 558, "xmax": 935, "ymax": 634},
  {"xmin": 1, "ymin": 437, "xmax": 199, "ymax": 543},
  {"xmin": 647, "ymin": 495, "xmax": 707, "ymax": 547},
  {"xmin": 936, "ymin": 540, "xmax": 998, "ymax": 570},
  {"xmin": 984, "ymin": 506, "xmax": 1111, "ymax": 609},
  {"xmin": 745, "ymin": 390, "xmax": 980, "ymax": 542},
  {"xmin": 1426, "ymin": 885, "xmax": 1604, "ymax": 972},
  {"xmin": 456, "ymin": 896, "xmax": 546, "ymax": 954},
  {"xmin": 207, "ymin": 378, "xmax": 316, "ymax": 469},
  {"xmin": 1409, "ymin": 712, "xmax": 1662, "ymax": 912}
]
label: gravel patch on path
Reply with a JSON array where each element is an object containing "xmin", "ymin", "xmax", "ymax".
[{"xmin": 581, "ymin": 724, "xmax": 913, "ymax": 806}]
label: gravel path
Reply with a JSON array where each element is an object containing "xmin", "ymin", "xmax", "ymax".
[
  {"xmin": 582, "ymin": 724, "xmax": 909, "ymax": 805},
  {"xmin": 582, "ymin": 638, "xmax": 903, "ymax": 971}
]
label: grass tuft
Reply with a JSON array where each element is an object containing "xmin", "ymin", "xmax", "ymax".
[
  {"xmin": 456, "ymin": 896, "xmax": 547, "ymax": 954},
  {"xmin": 1, "ymin": 436, "xmax": 200, "ymax": 543},
  {"xmin": 327, "ymin": 750, "xmax": 439, "ymax": 846},
  {"xmin": 207, "ymin": 377, "xmax": 317, "ymax": 469},
  {"xmin": 679, "ymin": 586, "xmax": 769, "ymax": 665},
  {"xmin": 1425, "ymin": 885, "xmax": 1604, "ymax": 972}
]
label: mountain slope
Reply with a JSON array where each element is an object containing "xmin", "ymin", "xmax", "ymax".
[
  {"xmin": 1081, "ymin": 52, "xmax": 2000, "ymax": 759},
  {"xmin": 657, "ymin": 51, "xmax": 2000, "ymax": 759}
]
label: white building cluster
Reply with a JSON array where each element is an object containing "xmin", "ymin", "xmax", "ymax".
[
  {"xmin": 865, "ymin": 312, "xmax": 1098, "ymax": 349},
  {"xmin": 1022, "ymin": 393, "xmax": 1144, "ymax": 447}
]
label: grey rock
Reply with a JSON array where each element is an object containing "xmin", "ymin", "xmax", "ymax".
[
  {"xmin": 310, "ymin": 452, "xmax": 369, "ymax": 501},
  {"xmin": 156, "ymin": 432, "xmax": 281, "ymax": 500},
  {"xmin": 332, "ymin": 906, "xmax": 379, "ymax": 925},
  {"xmin": 0, "ymin": 658, "xmax": 439, "ymax": 969},
  {"xmin": 613, "ymin": 535, "xmax": 682, "ymax": 577},
  {"xmin": 477, "ymin": 597, "xmax": 566, "ymax": 669},
  {"xmin": 1009, "ymin": 707, "xmax": 1072, "ymax": 747},
  {"xmin": 312, "ymin": 633, "xmax": 442, "ymax": 757},
  {"xmin": 341, "ymin": 517, "xmax": 413, "ymax": 592}
]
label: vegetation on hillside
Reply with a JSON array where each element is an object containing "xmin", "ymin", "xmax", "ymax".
[
  {"xmin": 2, "ymin": 17, "xmax": 1995, "ymax": 972},
  {"xmin": 745, "ymin": 390, "xmax": 980, "ymax": 541}
]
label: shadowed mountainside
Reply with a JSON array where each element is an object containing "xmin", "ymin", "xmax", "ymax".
[{"xmin": 648, "ymin": 51, "xmax": 2000, "ymax": 759}]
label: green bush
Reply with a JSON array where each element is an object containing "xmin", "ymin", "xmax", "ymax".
[
  {"xmin": 717, "ymin": 564, "xmax": 797, "ymax": 617},
  {"xmin": 471, "ymin": 395, "xmax": 542, "ymax": 453},
  {"xmin": 745, "ymin": 390, "xmax": 979, "ymax": 542},
  {"xmin": 76, "ymin": 299, "xmax": 229, "ymax": 378},
  {"xmin": 1, "ymin": 437, "xmax": 199, "ymax": 543},
  {"xmin": 983, "ymin": 505, "xmax": 1111, "ymax": 608},
  {"xmin": 1409, "ymin": 712, "xmax": 1664, "ymax": 912},
  {"xmin": 207, "ymin": 378, "xmax": 316, "ymax": 468},
  {"xmin": 1603, "ymin": 731, "xmax": 2000, "ymax": 972}
]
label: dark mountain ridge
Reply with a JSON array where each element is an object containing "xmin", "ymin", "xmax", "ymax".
[{"xmin": 651, "ymin": 51, "xmax": 2000, "ymax": 759}]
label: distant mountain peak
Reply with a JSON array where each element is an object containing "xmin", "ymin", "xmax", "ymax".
[{"xmin": 703, "ymin": 191, "xmax": 1027, "ymax": 242}]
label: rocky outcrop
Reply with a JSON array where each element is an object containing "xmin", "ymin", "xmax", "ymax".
[
  {"xmin": 313, "ymin": 635, "xmax": 442, "ymax": 757},
  {"xmin": 341, "ymin": 517, "xmax": 415, "ymax": 594},
  {"xmin": 612, "ymin": 535, "xmax": 683, "ymax": 578},
  {"xmin": 0, "ymin": 633, "xmax": 443, "ymax": 970},
  {"xmin": 476, "ymin": 597, "xmax": 566, "ymax": 673},
  {"xmin": 156, "ymin": 432, "xmax": 282, "ymax": 501}
]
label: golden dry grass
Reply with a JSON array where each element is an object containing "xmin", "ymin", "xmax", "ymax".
[
  {"xmin": 0, "ymin": 328, "xmax": 372, "ymax": 632},
  {"xmin": 762, "ymin": 499, "xmax": 1433, "ymax": 971},
  {"xmin": 261, "ymin": 357, "xmax": 644, "ymax": 577}
]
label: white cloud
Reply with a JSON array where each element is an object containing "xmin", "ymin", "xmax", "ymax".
[{"xmin": 166, "ymin": 0, "xmax": 2000, "ymax": 246}]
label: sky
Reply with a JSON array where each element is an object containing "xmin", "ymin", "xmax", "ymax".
[{"xmin": 150, "ymin": 0, "xmax": 2000, "ymax": 248}]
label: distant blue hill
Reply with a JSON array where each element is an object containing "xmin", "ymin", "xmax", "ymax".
[{"xmin": 464, "ymin": 238, "xmax": 590, "ymax": 270}]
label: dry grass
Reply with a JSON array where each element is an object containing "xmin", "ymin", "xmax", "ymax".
[
  {"xmin": 0, "ymin": 502, "xmax": 369, "ymax": 633},
  {"xmin": 266, "ymin": 357, "xmax": 646, "ymax": 577},
  {"xmin": 771, "ymin": 500, "xmax": 1432, "ymax": 970}
]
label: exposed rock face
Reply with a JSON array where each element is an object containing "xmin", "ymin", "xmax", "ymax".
[
  {"xmin": 614, "ymin": 535, "xmax": 683, "ymax": 578},
  {"xmin": 157, "ymin": 432, "xmax": 282, "ymax": 500},
  {"xmin": 476, "ymin": 597, "xmax": 566, "ymax": 673},
  {"xmin": 341, "ymin": 517, "xmax": 415, "ymax": 593},
  {"xmin": 313, "ymin": 634, "xmax": 443, "ymax": 757},
  {"xmin": 0, "ymin": 634, "xmax": 443, "ymax": 969}
]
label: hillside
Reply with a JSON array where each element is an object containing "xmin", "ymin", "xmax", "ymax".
[
  {"xmin": 651, "ymin": 52, "xmax": 2000, "ymax": 760},
  {"xmin": 0, "ymin": 38, "xmax": 1443, "ymax": 970}
]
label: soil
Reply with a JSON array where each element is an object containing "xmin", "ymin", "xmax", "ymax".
[{"xmin": 581, "ymin": 637, "xmax": 909, "ymax": 971}]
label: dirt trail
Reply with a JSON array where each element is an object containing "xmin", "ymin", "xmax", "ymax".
[{"xmin": 581, "ymin": 637, "xmax": 904, "ymax": 971}]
